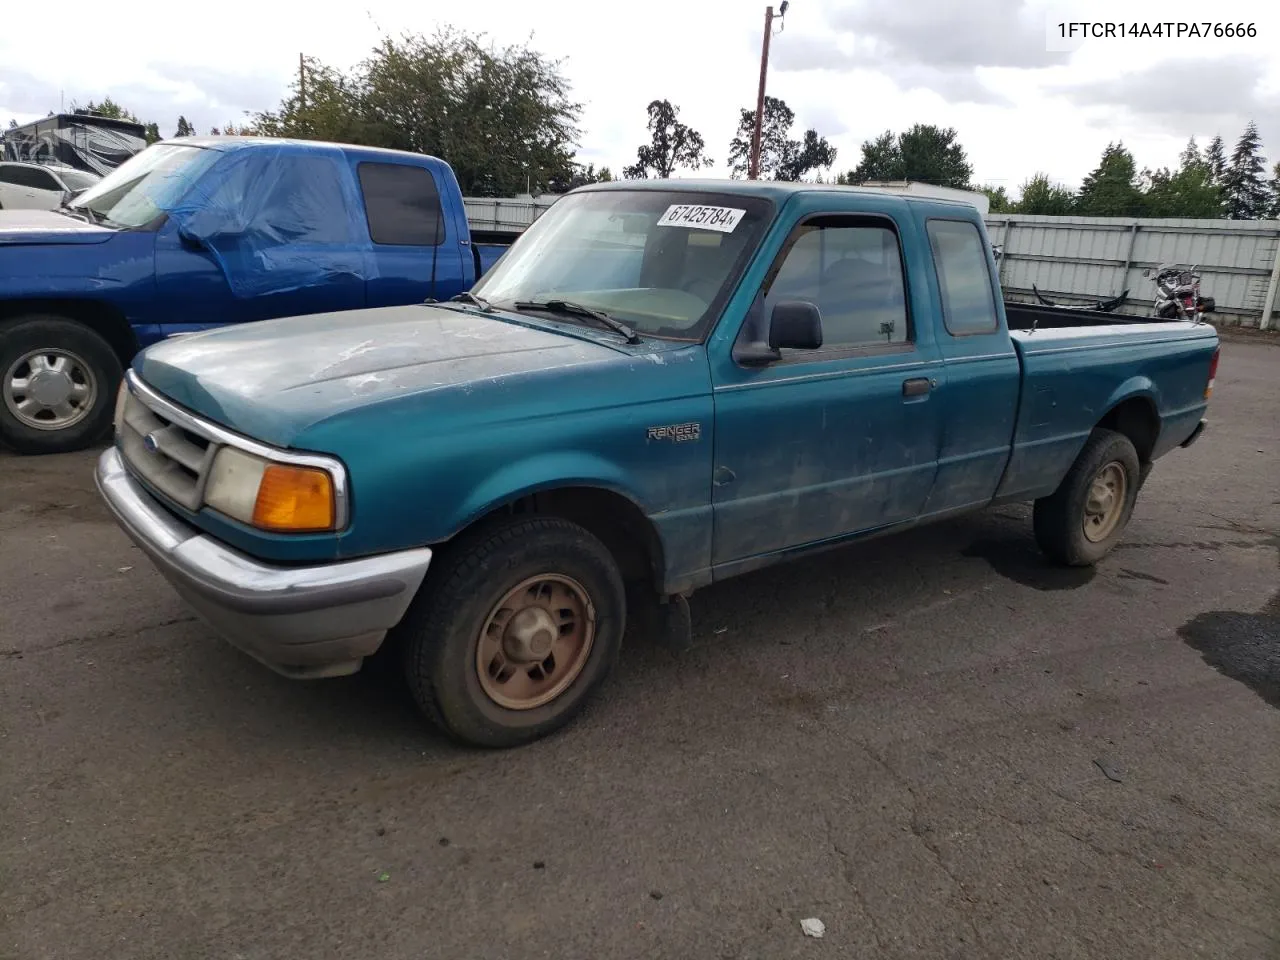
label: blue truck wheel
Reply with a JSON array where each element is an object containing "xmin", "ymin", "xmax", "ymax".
[{"xmin": 0, "ymin": 315, "xmax": 122, "ymax": 455}]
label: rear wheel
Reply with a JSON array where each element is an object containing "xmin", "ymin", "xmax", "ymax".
[
  {"xmin": 1033, "ymin": 428, "xmax": 1141, "ymax": 566},
  {"xmin": 398, "ymin": 516, "xmax": 626, "ymax": 748},
  {"xmin": 0, "ymin": 315, "xmax": 122, "ymax": 455}
]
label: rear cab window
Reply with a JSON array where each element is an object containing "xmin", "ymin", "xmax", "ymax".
[
  {"xmin": 926, "ymin": 219, "xmax": 999, "ymax": 336},
  {"xmin": 357, "ymin": 162, "xmax": 443, "ymax": 246}
]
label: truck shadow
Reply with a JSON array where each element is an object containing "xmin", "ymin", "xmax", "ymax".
[{"xmin": 170, "ymin": 507, "xmax": 1100, "ymax": 757}]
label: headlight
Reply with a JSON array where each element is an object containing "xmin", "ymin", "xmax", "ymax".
[{"xmin": 204, "ymin": 446, "xmax": 339, "ymax": 533}]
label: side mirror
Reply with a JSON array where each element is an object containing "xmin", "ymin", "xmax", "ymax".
[
  {"xmin": 733, "ymin": 300, "xmax": 823, "ymax": 365},
  {"xmin": 769, "ymin": 300, "xmax": 823, "ymax": 350}
]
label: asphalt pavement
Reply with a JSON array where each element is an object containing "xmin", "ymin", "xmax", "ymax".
[{"xmin": 2, "ymin": 338, "xmax": 1278, "ymax": 960}]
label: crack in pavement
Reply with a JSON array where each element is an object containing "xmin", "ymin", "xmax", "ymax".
[
  {"xmin": 852, "ymin": 741, "xmax": 988, "ymax": 952},
  {"xmin": 826, "ymin": 829, "xmax": 888, "ymax": 952},
  {"xmin": 0, "ymin": 615, "xmax": 198, "ymax": 658}
]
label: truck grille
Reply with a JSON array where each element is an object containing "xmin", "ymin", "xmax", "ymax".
[{"xmin": 117, "ymin": 382, "xmax": 217, "ymax": 512}]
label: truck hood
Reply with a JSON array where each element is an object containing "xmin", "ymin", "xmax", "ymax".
[
  {"xmin": 0, "ymin": 209, "xmax": 118, "ymax": 246},
  {"xmin": 134, "ymin": 304, "xmax": 648, "ymax": 446}
]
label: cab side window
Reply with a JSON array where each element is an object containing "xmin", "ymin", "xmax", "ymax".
[
  {"xmin": 762, "ymin": 218, "xmax": 910, "ymax": 352},
  {"xmin": 927, "ymin": 219, "xmax": 999, "ymax": 336}
]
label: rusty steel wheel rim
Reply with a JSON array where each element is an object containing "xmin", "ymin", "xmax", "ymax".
[
  {"xmin": 1083, "ymin": 461, "xmax": 1127, "ymax": 543},
  {"xmin": 475, "ymin": 574, "xmax": 596, "ymax": 710}
]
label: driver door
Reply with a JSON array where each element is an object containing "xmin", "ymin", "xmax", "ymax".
[{"xmin": 709, "ymin": 212, "xmax": 944, "ymax": 570}]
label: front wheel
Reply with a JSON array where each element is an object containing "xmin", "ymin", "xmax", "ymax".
[
  {"xmin": 398, "ymin": 516, "xmax": 626, "ymax": 748},
  {"xmin": 1033, "ymin": 428, "xmax": 1141, "ymax": 566},
  {"xmin": 0, "ymin": 315, "xmax": 123, "ymax": 455}
]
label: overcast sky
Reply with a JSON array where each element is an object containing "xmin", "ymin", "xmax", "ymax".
[{"xmin": 3, "ymin": 0, "xmax": 1278, "ymax": 194}]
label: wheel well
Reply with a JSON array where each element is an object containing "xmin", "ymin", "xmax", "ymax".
[
  {"xmin": 0, "ymin": 299, "xmax": 139, "ymax": 368},
  {"xmin": 474, "ymin": 487, "xmax": 666, "ymax": 589},
  {"xmin": 1098, "ymin": 397, "xmax": 1159, "ymax": 463}
]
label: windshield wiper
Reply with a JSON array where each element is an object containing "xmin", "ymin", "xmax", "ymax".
[
  {"xmin": 513, "ymin": 299, "xmax": 642, "ymax": 344},
  {"xmin": 448, "ymin": 291, "xmax": 493, "ymax": 310}
]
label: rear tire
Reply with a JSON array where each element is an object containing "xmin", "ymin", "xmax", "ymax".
[
  {"xmin": 1033, "ymin": 428, "xmax": 1141, "ymax": 566},
  {"xmin": 398, "ymin": 516, "xmax": 626, "ymax": 748},
  {"xmin": 0, "ymin": 315, "xmax": 122, "ymax": 455}
]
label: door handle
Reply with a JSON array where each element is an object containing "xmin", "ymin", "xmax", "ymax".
[{"xmin": 902, "ymin": 378, "xmax": 933, "ymax": 397}]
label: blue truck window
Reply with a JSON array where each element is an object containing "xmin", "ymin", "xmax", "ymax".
[
  {"xmin": 357, "ymin": 162, "xmax": 443, "ymax": 246},
  {"xmin": 764, "ymin": 219, "xmax": 909, "ymax": 349},
  {"xmin": 927, "ymin": 219, "xmax": 999, "ymax": 336}
]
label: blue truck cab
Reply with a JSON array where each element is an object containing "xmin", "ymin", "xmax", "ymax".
[
  {"xmin": 0, "ymin": 137, "xmax": 511, "ymax": 454},
  {"xmin": 95, "ymin": 179, "xmax": 1219, "ymax": 747}
]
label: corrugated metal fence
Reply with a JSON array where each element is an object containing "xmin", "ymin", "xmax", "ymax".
[
  {"xmin": 985, "ymin": 214, "xmax": 1280, "ymax": 329},
  {"xmin": 463, "ymin": 196, "xmax": 559, "ymax": 234}
]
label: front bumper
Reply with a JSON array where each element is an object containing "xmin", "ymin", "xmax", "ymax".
[{"xmin": 95, "ymin": 447, "xmax": 432, "ymax": 679}]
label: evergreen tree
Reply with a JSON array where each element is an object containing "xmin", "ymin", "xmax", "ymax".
[
  {"xmin": 1221, "ymin": 121, "xmax": 1268, "ymax": 219},
  {"xmin": 1077, "ymin": 142, "xmax": 1145, "ymax": 217},
  {"xmin": 1143, "ymin": 138, "xmax": 1223, "ymax": 218},
  {"xmin": 1204, "ymin": 136, "xmax": 1227, "ymax": 183},
  {"xmin": 1267, "ymin": 161, "xmax": 1280, "ymax": 220}
]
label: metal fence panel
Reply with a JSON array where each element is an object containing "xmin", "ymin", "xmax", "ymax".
[
  {"xmin": 463, "ymin": 196, "xmax": 559, "ymax": 234},
  {"xmin": 986, "ymin": 214, "xmax": 1280, "ymax": 329}
]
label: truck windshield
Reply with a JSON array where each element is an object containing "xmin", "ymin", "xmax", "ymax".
[
  {"xmin": 67, "ymin": 144, "xmax": 218, "ymax": 229},
  {"xmin": 472, "ymin": 189, "xmax": 772, "ymax": 341}
]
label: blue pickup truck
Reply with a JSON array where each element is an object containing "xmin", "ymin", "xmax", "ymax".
[
  {"xmin": 95, "ymin": 180, "xmax": 1218, "ymax": 748},
  {"xmin": 0, "ymin": 137, "xmax": 512, "ymax": 454}
]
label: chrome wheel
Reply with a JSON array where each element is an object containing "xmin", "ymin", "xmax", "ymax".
[
  {"xmin": 475, "ymin": 574, "xmax": 596, "ymax": 710},
  {"xmin": 1082, "ymin": 461, "xmax": 1127, "ymax": 543},
  {"xmin": 3, "ymin": 348, "xmax": 98, "ymax": 431}
]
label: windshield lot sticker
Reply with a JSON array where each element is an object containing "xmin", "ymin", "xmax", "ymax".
[
  {"xmin": 647, "ymin": 422, "xmax": 702, "ymax": 443},
  {"xmin": 656, "ymin": 205, "xmax": 745, "ymax": 233}
]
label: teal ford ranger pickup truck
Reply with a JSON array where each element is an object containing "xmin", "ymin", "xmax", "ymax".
[{"xmin": 95, "ymin": 180, "xmax": 1219, "ymax": 747}]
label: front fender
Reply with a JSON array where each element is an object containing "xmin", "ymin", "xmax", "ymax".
[{"xmin": 452, "ymin": 450, "xmax": 650, "ymax": 537}]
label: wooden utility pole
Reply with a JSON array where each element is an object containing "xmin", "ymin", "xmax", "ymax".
[{"xmin": 748, "ymin": 2, "xmax": 787, "ymax": 180}]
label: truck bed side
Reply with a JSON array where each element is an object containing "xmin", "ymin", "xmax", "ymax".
[{"xmin": 995, "ymin": 322, "xmax": 1218, "ymax": 503}]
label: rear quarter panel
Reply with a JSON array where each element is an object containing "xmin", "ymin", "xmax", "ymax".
[{"xmin": 996, "ymin": 322, "xmax": 1217, "ymax": 502}]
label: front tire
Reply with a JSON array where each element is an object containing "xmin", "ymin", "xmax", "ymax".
[
  {"xmin": 1033, "ymin": 428, "xmax": 1141, "ymax": 566},
  {"xmin": 0, "ymin": 315, "xmax": 123, "ymax": 455},
  {"xmin": 398, "ymin": 516, "xmax": 626, "ymax": 748}
]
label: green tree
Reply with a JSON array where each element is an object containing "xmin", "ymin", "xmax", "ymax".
[
  {"xmin": 837, "ymin": 124, "xmax": 972, "ymax": 188},
  {"xmin": 6, "ymin": 118, "xmax": 16, "ymax": 129},
  {"xmin": 1221, "ymin": 121, "xmax": 1268, "ymax": 220},
  {"xmin": 254, "ymin": 30, "xmax": 582, "ymax": 197},
  {"xmin": 547, "ymin": 162, "xmax": 614, "ymax": 193},
  {"xmin": 174, "ymin": 116, "xmax": 196, "ymax": 137},
  {"xmin": 1076, "ymin": 142, "xmax": 1145, "ymax": 217},
  {"xmin": 978, "ymin": 184, "xmax": 1013, "ymax": 213},
  {"xmin": 837, "ymin": 130, "xmax": 898, "ymax": 183},
  {"xmin": 1268, "ymin": 161, "xmax": 1280, "ymax": 219},
  {"xmin": 623, "ymin": 99, "xmax": 711, "ymax": 179},
  {"xmin": 72, "ymin": 98, "xmax": 160, "ymax": 143},
  {"xmin": 1204, "ymin": 135, "xmax": 1227, "ymax": 183},
  {"xmin": 1014, "ymin": 173, "xmax": 1076, "ymax": 215},
  {"xmin": 1142, "ymin": 139, "xmax": 1223, "ymax": 218},
  {"xmin": 726, "ymin": 96, "xmax": 837, "ymax": 181}
]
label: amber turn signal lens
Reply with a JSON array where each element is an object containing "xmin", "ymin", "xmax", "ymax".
[{"xmin": 252, "ymin": 463, "xmax": 335, "ymax": 532}]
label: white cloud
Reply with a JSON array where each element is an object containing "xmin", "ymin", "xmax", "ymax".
[{"xmin": 3, "ymin": 0, "xmax": 1278, "ymax": 193}]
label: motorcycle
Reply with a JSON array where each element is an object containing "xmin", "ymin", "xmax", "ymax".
[{"xmin": 1147, "ymin": 264, "xmax": 1215, "ymax": 322}]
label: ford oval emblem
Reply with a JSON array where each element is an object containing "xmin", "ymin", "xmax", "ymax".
[{"xmin": 143, "ymin": 432, "xmax": 160, "ymax": 454}]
